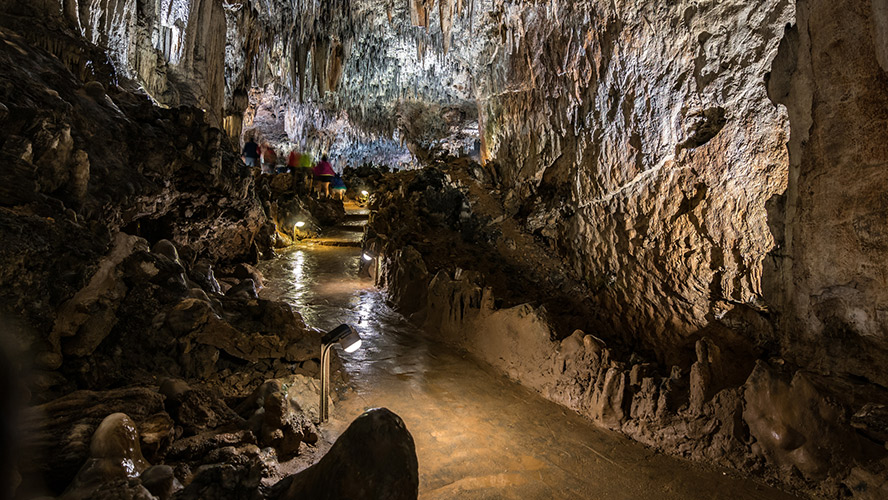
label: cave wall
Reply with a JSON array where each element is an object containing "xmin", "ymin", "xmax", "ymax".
[
  {"xmin": 764, "ymin": 0, "xmax": 888, "ymax": 387},
  {"xmin": 475, "ymin": 1, "xmax": 795, "ymax": 362},
  {"xmin": 11, "ymin": 0, "xmax": 888, "ymax": 404},
  {"xmin": 6, "ymin": 0, "xmax": 253, "ymax": 128}
]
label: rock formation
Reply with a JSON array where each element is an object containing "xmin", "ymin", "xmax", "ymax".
[
  {"xmin": 2, "ymin": 0, "xmax": 888, "ymax": 497},
  {"xmin": 0, "ymin": 11, "xmax": 418, "ymax": 499},
  {"xmin": 364, "ymin": 160, "xmax": 888, "ymax": 497},
  {"xmin": 273, "ymin": 408, "xmax": 419, "ymax": 500}
]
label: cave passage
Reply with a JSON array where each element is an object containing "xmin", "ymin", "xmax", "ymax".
[
  {"xmin": 8, "ymin": 0, "xmax": 888, "ymax": 496},
  {"xmin": 258, "ymin": 242, "xmax": 797, "ymax": 500}
]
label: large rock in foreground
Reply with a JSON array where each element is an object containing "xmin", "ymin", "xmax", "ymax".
[{"xmin": 275, "ymin": 408, "xmax": 418, "ymax": 500}]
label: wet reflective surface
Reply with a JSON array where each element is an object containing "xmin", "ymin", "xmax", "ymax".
[{"xmin": 259, "ymin": 245, "xmax": 799, "ymax": 500}]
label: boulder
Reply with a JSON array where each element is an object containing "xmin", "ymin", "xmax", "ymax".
[
  {"xmin": 138, "ymin": 413, "xmax": 176, "ymax": 461},
  {"xmin": 852, "ymin": 404, "xmax": 888, "ymax": 445},
  {"xmin": 583, "ymin": 334, "xmax": 606, "ymax": 356},
  {"xmin": 164, "ymin": 387, "xmax": 243, "ymax": 435},
  {"xmin": 158, "ymin": 378, "xmax": 192, "ymax": 402},
  {"xmin": 121, "ymin": 250, "xmax": 188, "ymax": 295},
  {"xmin": 743, "ymin": 361, "xmax": 866, "ymax": 480},
  {"xmin": 164, "ymin": 430, "xmax": 256, "ymax": 463},
  {"xmin": 189, "ymin": 261, "xmax": 222, "ymax": 295},
  {"xmin": 166, "ymin": 298, "xmax": 214, "ymax": 337},
  {"xmin": 179, "ymin": 344, "xmax": 220, "ymax": 379},
  {"xmin": 232, "ymin": 263, "xmax": 264, "ymax": 288},
  {"xmin": 140, "ymin": 464, "xmax": 181, "ymax": 500},
  {"xmin": 269, "ymin": 173, "xmax": 297, "ymax": 194},
  {"xmin": 151, "ymin": 240, "xmax": 180, "ymax": 264},
  {"xmin": 842, "ymin": 459, "xmax": 888, "ymax": 500},
  {"xmin": 226, "ymin": 279, "xmax": 259, "ymax": 300},
  {"xmin": 173, "ymin": 461, "xmax": 263, "ymax": 500},
  {"xmin": 52, "ymin": 233, "xmax": 147, "ymax": 358},
  {"xmin": 237, "ymin": 379, "xmax": 319, "ymax": 460},
  {"xmin": 275, "ymin": 408, "xmax": 418, "ymax": 500},
  {"xmin": 183, "ymin": 311, "xmax": 314, "ymax": 365},
  {"xmin": 386, "ymin": 246, "xmax": 429, "ymax": 316},
  {"xmin": 82, "ymin": 81, "xmax": 106, "ymax": 101},
  {"xmin": 559, "ymin": 330, "xmax": 584, "ymax": 357}
]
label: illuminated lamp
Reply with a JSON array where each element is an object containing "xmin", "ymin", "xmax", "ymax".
[{"xmin": 318, "ymin": 324, "xmax": 362, "ymax": 422}]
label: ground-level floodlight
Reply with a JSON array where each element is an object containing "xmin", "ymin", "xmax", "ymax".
[
  {"xmin": 359, "ymin": 248, "xmax": 380, "ymax": 280},
  {"xmin": 295, "ymin": 221, "xmax": 306, "ymax": 228},
  {"xmin": 319, "ymin": 324, "xmax": 362, "ymax": 423}
]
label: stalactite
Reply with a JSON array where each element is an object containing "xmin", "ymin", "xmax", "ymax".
[
  {"xmin": 410, "ymin": 0, "xmax": 430, "ymax": 28},
  {"xmin": 312, "ymin": 36, "xmax": 330, "ymax": 96},
  {"xmin": 296, "ymin": 41, "xmax": 308, "ymax": 103},
  {"xmin": 327, "ymin": 40, "xmax": 346, "ymax": 92},
  {"xmin": 440, "ymin": 0, "xmax": 454, "ymax": 54}
]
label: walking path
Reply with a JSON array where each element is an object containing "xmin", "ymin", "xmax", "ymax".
[
  {"xmin": 305, "ymin": 206, "xmax": 367, "ymax": 248},
  {"xmin": 258, "ymin": 205, "xmax": 799, "ymax": 500}
]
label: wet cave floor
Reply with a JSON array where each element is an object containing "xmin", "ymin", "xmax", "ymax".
[{"xmin": 257, "ymin": 243, "xmax": 800, "ymax": 500}]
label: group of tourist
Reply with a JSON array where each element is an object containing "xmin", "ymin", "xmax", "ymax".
[{"xmin": 241, "ymin": 136, "xmax": 346, "ymax": 199}]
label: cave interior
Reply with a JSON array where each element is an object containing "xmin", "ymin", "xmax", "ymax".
[{"xmin": 2, "ymin": 0, "xmax": 888, "ymax": 499}]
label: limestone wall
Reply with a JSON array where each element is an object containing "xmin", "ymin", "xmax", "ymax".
[
  {"xmin": 763, "ymin": 0, "xmax": 888, "ymax": 387},
  {"xmin": 475, "ymin": 1, "xmax": 795, "ymax": 362},
  {"xmin": 8, "ymin": 0, "xmax": 247, "ymax": 127}
]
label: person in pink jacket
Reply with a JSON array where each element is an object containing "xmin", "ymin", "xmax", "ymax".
[{"xmin": 313, "ymin": 155, "xmax": 335, "ymax": 198}]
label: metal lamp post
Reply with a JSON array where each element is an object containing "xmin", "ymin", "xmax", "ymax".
[{"xmin": 319, "ymin": 324, "xmax": 362, "ymax": 423}]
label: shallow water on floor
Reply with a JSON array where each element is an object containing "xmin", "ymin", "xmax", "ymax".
[{"xmin": 259, "ymin": 245, "xmax": 800, "ymax": 500}]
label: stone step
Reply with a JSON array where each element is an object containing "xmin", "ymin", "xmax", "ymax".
[
  {"xmin": 305, "ymin": 227, "xmax": 363, "ymax": 248},
  {"xmin": 334, "ymin": 225, "xmax": 365, "ymax": 233},
  {"xmin": 309, "ymin": 239, "xmax": 362, "ymax": 248}
]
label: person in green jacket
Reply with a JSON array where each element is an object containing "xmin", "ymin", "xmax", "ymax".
[{"xmin": 298, "ymin": 151, "xmax": 314, "ymax": 193}]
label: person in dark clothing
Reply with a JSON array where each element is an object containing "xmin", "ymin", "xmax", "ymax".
[
  {"xmin": 242, "ymin": 136, "xmax": 260, "ymax": 167},
  {"xmin": 331, "ymin": 171, "xmax": 346, "ymax": 200}
]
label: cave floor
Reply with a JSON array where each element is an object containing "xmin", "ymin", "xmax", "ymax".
[{"xmin": 258, "ymin": 244, "xmax": 800, "ymax": 500}]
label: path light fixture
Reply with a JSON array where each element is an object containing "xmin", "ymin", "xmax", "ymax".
[
  {"xmin": 293, "ymin": 219, "xmax": 312, "ymax": 241},
  {"xmin": 359, "ymin": 248, "xmax": 380, "ymax": 280},
  {"xmin": 319, "ymin": 324, "xmax": 362, "ymax": 423}
]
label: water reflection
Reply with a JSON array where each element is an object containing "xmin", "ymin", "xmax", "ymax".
[
  {"xmin": 289, "ymin": 250, "xmax": 305, "ymax": 297},
  {"xmin": 257, "ymin": 245, "xmax": 800, "ymax": 500},
  {"xmin": 259, "ymin": 246, "xmax": 405, "ymax": 337}
]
